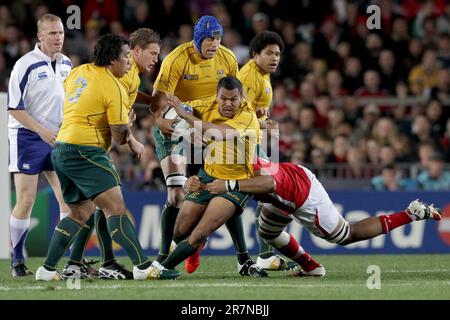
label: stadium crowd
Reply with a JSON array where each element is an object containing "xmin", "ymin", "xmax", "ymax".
[{"xmin": 1, "ymin": 0, "xmax": 449, "ymax": 191}]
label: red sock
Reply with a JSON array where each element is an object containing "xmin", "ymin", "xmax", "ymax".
[
  {"xmin": 379, "ymin": 211, "xmax": 413, "ymax": 233},
  {"xmin": 278, "ymin": 234, "xmax": 319, "ymax": 272}
]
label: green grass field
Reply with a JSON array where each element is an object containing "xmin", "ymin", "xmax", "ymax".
[{"xmin": 1, "ymin": 255, "xmax": 449, "ymax": 300}]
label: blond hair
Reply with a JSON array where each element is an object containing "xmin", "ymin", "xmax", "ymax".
[{"xmin": 37, "ymin": 14, "xmax": 62, "ymax": 32}]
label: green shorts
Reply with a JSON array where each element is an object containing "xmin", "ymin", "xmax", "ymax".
[
  {"xmin": 153, "ymin": 126, "xmax": 185, "ymax": 161},
  {"xmin": 51, "ymin": 143, "xmax": 121, "ymax": 203},
  {"xmin": 184, "ymin": 168, "xmax": 252, "ymax": 213}
]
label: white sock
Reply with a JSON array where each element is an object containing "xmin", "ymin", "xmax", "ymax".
[{"xmin": 10, "ymin": 216, "xmax": 31, "ymax": 248}]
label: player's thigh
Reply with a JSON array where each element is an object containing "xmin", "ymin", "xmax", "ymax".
[
  {"xmin": 174, "ymin": 200, "xmax": 208, "ymax": 238},
  {"xmin": 13, "ymin": 173, "xmax": 39, "ymax": 205},
  {"xmin": 191, "ymin": 197, "xmax": 237, "ymax": 240},
  {"xmin": 294, "ymin": 179, "xmax": 346, "ymax": 241}
]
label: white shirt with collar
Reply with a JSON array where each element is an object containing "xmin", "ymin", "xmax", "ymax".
[{"xmin": 7, "ymin": 43, "xmax": 72, "ymax": 132}]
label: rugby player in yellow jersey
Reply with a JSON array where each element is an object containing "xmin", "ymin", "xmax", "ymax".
[
  {"xmin": 238, "ymin": 31, "xmax": 296, "ymax": 271},
  {"xmin": 62, "ymin": 28, "xmax": 162, "ymax": 280},
  {"xmin": 35, "ymin": 34, "xmax": 179, "ymax": 281},
  {"xmin": 150, "ymin": 16, "xmax": 252, "ymax": 274},
  {"xmin": 154, "ymin": 76, "xmax": 267, "ymax": 277}
]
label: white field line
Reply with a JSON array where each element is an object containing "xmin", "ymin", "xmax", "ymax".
[
  {"xmin": 193, "ymin": 269, "xmax": 450, "ymax": 274},
  {"xmin": 0, "ymin": 281, "xmax": 449, "ymax": 291}
]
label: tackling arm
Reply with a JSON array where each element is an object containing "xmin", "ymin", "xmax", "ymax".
[{"xmin": 206, "ymin": 175, "xmax": 275, "ymax": 194}]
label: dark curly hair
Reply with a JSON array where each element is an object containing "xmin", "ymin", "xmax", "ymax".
[
  {"xmin": 92, "ymin": 34, "xmax": 130, "ymax": 67},
  {"xmin": 249, "ymin": 31, "xmax": 284, "ymax": 57}
]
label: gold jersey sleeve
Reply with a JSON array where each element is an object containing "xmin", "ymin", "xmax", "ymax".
[
  {"xmin": 57, "ymin": 64, "xmax": 129, "ymax": 150},
  {"xmin": 185, "ymin": 98, "xmax": 259, "ymax": 180},
  {"xmin": 119, "ymin": 56, "xmax": 140, "ymax": 113},
  {"xmin": 154, "ymin": 41, "xmax": 238, "ymax": 102},
  {"xmin": 237, "ymin": 59, "xmax": 273, "ymax": 122}
]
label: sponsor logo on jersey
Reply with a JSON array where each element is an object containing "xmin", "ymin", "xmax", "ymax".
[
  {"xmin": 38, "ymin": 71, "xmax": 48, "ymax": 79},
  {"xmin": 184, "ymin": 74, "xmax": 199, "ymax": 80},
  {"xmin": 60, "ymin": 70, "xmax": 69, "ymax": 77}
]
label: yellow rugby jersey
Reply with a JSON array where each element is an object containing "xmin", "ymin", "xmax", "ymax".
[
  {"xmin": 187, "ymin": 97, "xmax": 259, "ymax": 180},
  {"xmin": 154, "ymin": 41, "xmax": 238, "ymax": 101},
  {"xmin": 237, "ymin": 59, "xmax": 273, "ymax": 121},
  {"xmin": 119, "ymin": 55, "xmax": 140, "ymax": 112},
  {"xmin": 57, "ymin": 63, "xmax": 129, "ymax": 150}
]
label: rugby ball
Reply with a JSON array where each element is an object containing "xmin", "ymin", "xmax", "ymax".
[{"xmin": 163, "ymin": 104, "xmax": 193, "ymax": 139}]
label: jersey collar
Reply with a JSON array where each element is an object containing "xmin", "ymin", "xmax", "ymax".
[{"xmin": 34, "ymin": 43, "xmax": 64, "ymax": 63}]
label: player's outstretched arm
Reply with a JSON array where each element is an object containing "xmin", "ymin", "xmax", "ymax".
[{"xmin": 206, "ymin": 175, "xmax": 275, "ymax": 194}]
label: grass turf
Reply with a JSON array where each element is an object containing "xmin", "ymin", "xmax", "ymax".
[{"xmin": 0, "ymin": 254, "xmax": 449, "ymax": 300}]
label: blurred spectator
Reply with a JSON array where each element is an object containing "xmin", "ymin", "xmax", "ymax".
[
  {"xmin": 355, "ymin": 70, "xmax": 389, "ymax": 98},
  {"xmin": 379, "ymin": 145, "xmax": 397, "ymax": 166},
  {"xmin": 0, "ymin": 52, "xmax": 9, "ymax": 92},
  {"xmin": 416, "ymin": 152, "xmax": 450, "ymax": 190},
  {"xmin": 298, "ymin": 107, "xmax": 316, "ymax": 142},
  {"xmin": 418, "ymin": 141, "xmax": 437, "ymax": 169},
  {"xmin": 410, "ymin": 114, "xmax": 434, "ymax": 148},
  {"xmin": 389, "ymin": 17, "xmax": 410, "ymax": 61},
  {"xmin": 436, "ymin": 33, "xmax": 450, "ymax": 68},
  {"xmin": 377, "ymin": 49, "xmax": 406, "ymax": 94},
  {"xmin": 312, "ymin": 15, "xmax": 340, "ymax": 68},
  {"xmin": 82, "ymin": 0, "xmax": 120, "ymax": 29},
  {"xmin": 371, "ymin": 117, "xmax": 398, "ymax": 147},
  {"xmin": 371, "ymin": 164, "xmax": 416, "ymax": 191},
  {"xmin": 222, "ymin": 29, "xmax": 249, "ymax": 66},
  {"xmin": 408, "ymin": 48, "xmax": 440, "ymax": 96},
  {"xmin": 425, "ymin": 100, "xmax": 446, "ymax": 138},
  {"xmin": 342, "ymin": 56, "xmax": 363, "ymax": 93},
  {"xmin": 429, "ymin": 68, "xmax": 450, "ymax": 106},
  {"xmin": 436, "ymin": 3, "xmax": 450, "ymax": 34},
  {"xmin": 328, "ymin": 135, "xmax": 348, "ymax": 164}
]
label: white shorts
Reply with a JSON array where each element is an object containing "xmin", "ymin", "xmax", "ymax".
[{"xmin": 264, "ymin": 166, "xmax": 346, "ymax": 240}]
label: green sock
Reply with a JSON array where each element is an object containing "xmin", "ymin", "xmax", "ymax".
[
  {"xmin": 225, "ymin": 214, "xmax": 251, "ymax": 264},
  {"xmin": 95, "ymin": 208, "xmax": 116, "ymax": 265},
  {"xmin": 67, "ymin": 214, "xmax": 95, "ymax": 263},
  {"xmin": 106, "ymin": 214, "xmax": 149, "ymax": 266},
  {"xmin": 156, "ymin": 203, "xmax": 179, "ymax": 263},
  {"xmin": 162, "ymin": 239, "xmax": 198, "ymax": 270},
  {"xmin": 255, "ymin": 202, "xmax": 274, "ymax": 259},
  {"xmin": 44, "ymin": 217, "xmax": 83, "ymax": 269}
]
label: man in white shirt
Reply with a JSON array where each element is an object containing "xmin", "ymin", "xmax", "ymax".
[{"xmin": 7, "ymin": 14, "xmax": 72, "ymax": 277}]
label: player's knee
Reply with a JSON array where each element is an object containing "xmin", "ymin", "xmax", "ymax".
[
  {"xmin": 102, "ymin": 201, "xmax": 126, "ymax": 216},
  {"xmin": 167, "ymin": 186, "xmax": 186, "ymax": 207},
  {"xmin": 16, "ymin": 196, "xmax": 36, "ymax": 212}
]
